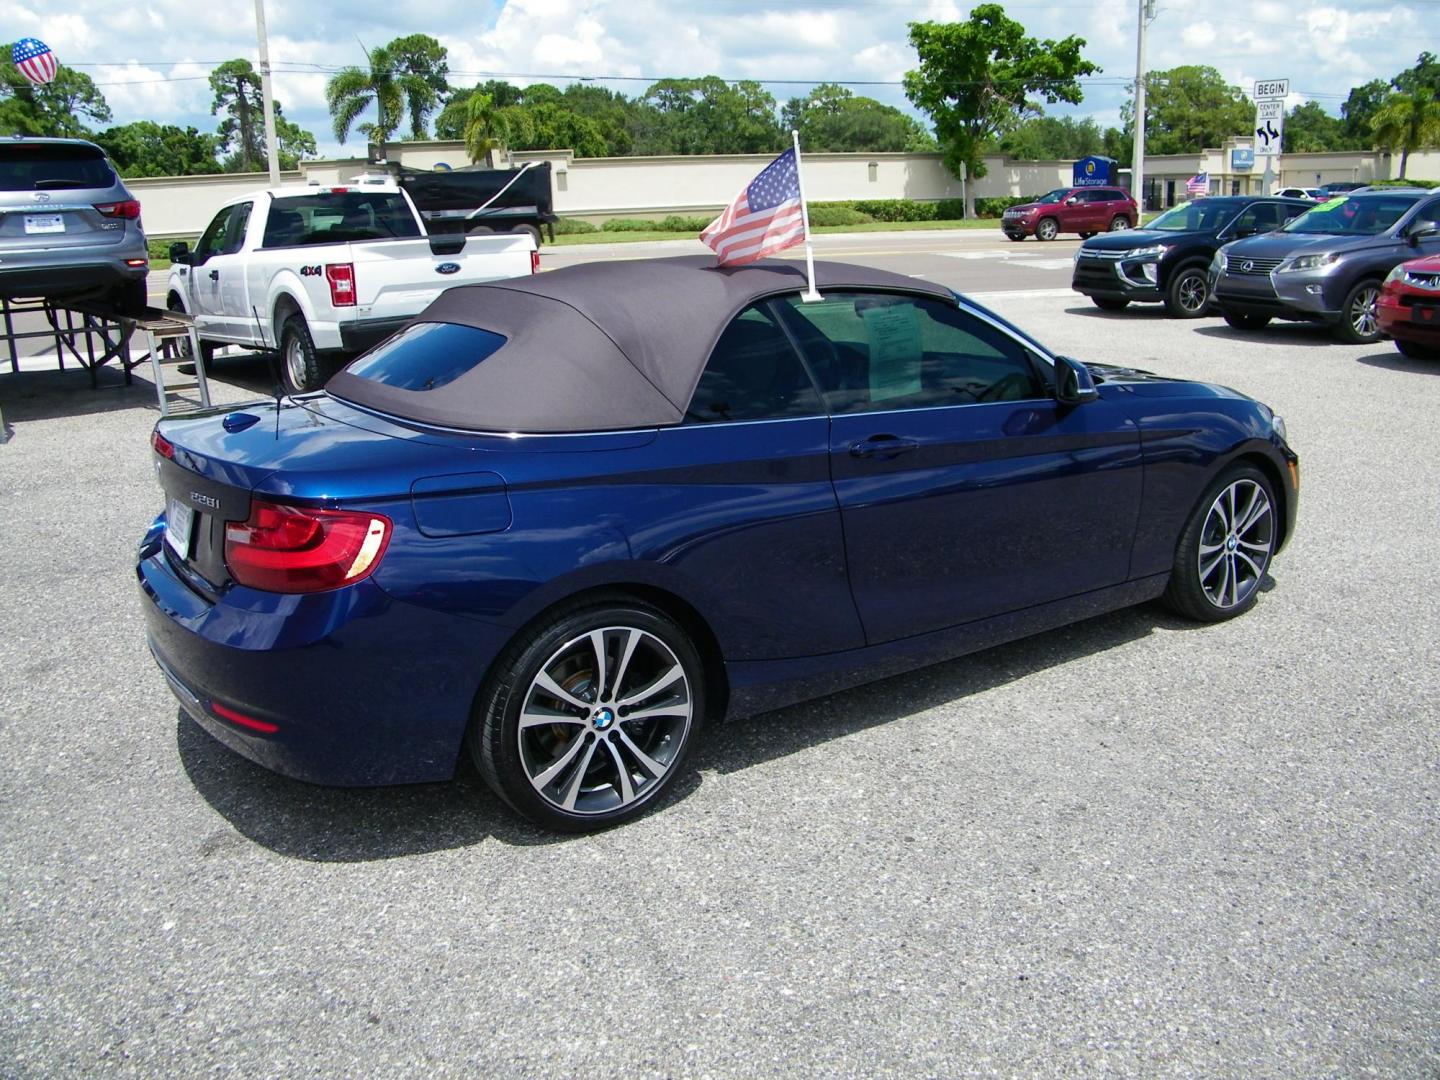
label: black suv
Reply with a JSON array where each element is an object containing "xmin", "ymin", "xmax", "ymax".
[
  {"xmin": 1209, "ymin": 188, "xmax": 1440, "ymax": 343},
  {"xmin": 1072, "ymin": 196, "xmax": 1311, "ymax": 317}
]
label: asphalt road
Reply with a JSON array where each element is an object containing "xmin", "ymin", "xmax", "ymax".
[{"xmin": 2, "ymin": 231, "xmax": 1438, "ymax": 1078}]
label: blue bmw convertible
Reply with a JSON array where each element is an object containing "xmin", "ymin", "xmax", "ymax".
[{"xmin": 138, "ymin": 255, "xmax": 1298, "ymax": 831}]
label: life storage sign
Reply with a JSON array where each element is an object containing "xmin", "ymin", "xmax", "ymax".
[{"xmin": 1072, "ymin": 156, "xmax": 1116, "ymax": 187}]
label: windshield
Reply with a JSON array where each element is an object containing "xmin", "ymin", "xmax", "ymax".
[
  {"xmin": 1145, "ymin": 201, "xmax": 1236, "ymax": 233},
  {"xmin": 1282, "ymin": 195, "xmax": 1416, "ymax": 236},
  {"xmin": 0, "ymin": 143, "xmax": 114, "ymax": 191},
  {"xmin": 1033, "ymin": 189, "xmax": 1072, "ymax": 205},
  {"xmin": 264, "ymin": 191, "xmax": 422, "ymax": 247}
]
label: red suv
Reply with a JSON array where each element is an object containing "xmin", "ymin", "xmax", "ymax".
[
  {"xmin": 1001, "ymin": 186, "xmax": 1138, "ymax": 242},
  {"xmin": 1378, "ymin": 253, "xmax": 1440, "ymax": 359}
]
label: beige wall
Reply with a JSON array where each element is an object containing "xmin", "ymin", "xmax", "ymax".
[{"xmin": 131, "ymin": 141, "xmax": 1440, "ymax": 238}]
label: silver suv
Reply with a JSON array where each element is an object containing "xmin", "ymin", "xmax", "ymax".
[{"xmin": 0, "ymin": 136, "xmax": 149, "ymax": 315}]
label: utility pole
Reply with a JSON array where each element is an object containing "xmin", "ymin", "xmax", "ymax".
[
  {"xmin": 254, "ymin": 0, "xmax": 281, "ymax": 184},
  {"xmin": 1131, "ymin": 0, "xmax": 1155, "ymax": 213}
]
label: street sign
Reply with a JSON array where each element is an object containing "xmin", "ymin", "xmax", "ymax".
[
  {"xmin": 1254, "ymin": 101, "xmax": 1284, "ymax": 159},
  {"xmin": 1254, "ymin": 78, "xmax": 1289, "ymax": 100}
]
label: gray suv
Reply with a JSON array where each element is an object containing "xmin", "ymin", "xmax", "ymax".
[
  {"xmin": 0, "ymin": 137, "xmax": 149, "ymax": 315},
  {"xmin": 1209, "ymin": 188, "xmax": 1440, "ymax": 343}
]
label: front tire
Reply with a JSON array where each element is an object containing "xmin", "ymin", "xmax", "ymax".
[
  {"xmin": 1164, "ymin": 465, "xmax": 1277, "ymax": 623},
  {"xmin": 1164, "ymin": 265, "xmax": 1211, "ymax": 318},
  {"xmin": 1334, "ymin": 280, "xmax": 1382, "ymax": 344},
  {"xmin": 279, "ymin": 313, "xmax": 322, "ymax": 394},
  {"xmin": 166, "ymin": 296, "xmax": 216, "ymax": 365},
  {"xmin": 1035, "ymin": 217, "xmax": 1059, "ymax": 241},
  {"xmin": 1223, "ymin": 311, "xmax": 1271, "ymax": 331},
  {"xmin": 469, "ymin": 601, "xmax": 705, "ymax": 831}
]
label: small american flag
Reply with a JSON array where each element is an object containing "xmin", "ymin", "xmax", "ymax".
[
  {"xmin": 12, "ymin": 38, "xmax": 58, "ymax": 86},
  {"xmin": 1186, "ymin": 173, "xmax": 1209, "ymax": 197},
  {"xmin": 701, "ymin": 149, "xmax": 806, "ymax": 266}
]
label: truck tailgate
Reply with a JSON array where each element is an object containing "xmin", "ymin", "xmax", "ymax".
[{"xmin": 344, "ymin": 234, "xmax": 536, "ymax": 325}]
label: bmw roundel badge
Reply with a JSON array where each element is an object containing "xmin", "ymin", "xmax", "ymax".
[{"xmin": 435, "ymin": 262, "xmax": 461, "ymax": 275}]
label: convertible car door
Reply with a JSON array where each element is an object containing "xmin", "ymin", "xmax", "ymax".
[{"xmin": 773, "ymin": 291, "xmax": 1145, "ymax": 645}]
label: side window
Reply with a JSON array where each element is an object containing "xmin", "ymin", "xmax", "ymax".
[
  {"xmin": 775, "ymin": 292, "xmax": 1044, "ymax": 414},
  {"xmin": 1407, "ymin": 200, "xmax": 1440, "ymax": 237},
  {"xmin": 1233, "ymin": 202, "xmax": 1283, "ymax": 234},
  {"xmin": 222, "ymin": 202, "xmax": 253, "ymax": 255},
  {"xmin": 195, "ymin": 208, "xmax": 232, "ymax": 260},
  {"xmin": 1281, "ymin": 202, "xmax": 1309, "ymax": 223},
  {"xmin": 683, "ymin": 305, "xmax": 823, "ymax": 424}
]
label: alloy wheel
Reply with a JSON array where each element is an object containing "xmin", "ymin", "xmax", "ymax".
[
  {"xmin": 1177, "ymin": 273, "xmax": 1208, "ymax": 313},
  {"xmin": 1110, "ymin": 217, "xmax": 1130, "ymax": 232},
  {"xmin": 1197, "ymin": 478, "xmax": 1274, "ymax": 610},
  {"xmin": 1036, "ymin": 219, "xmax": 1058, "ymax": 241},
  {"xmin": 518, "ymin": 626, "xmax": 693, "ymax": 815},
  {"xmin": 1349, "ymin": 285, "xmax": 1380, "ymax": 339}
]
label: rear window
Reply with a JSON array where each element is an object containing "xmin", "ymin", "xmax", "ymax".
[
  {"xmin": 343, "ymin": 322, "xmax": 506, "ymax": 392},
  {"xmin": 0, "ymin": 143, "xmax": 114, "ymax": 192},
  {"xmin": 263, "ymin": 191, "xmax": 422, "ymax": 247}
]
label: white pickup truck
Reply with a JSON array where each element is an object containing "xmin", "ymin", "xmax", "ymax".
[{"xmin": 164, "ymin": 183, "xmax": 537, "ymax": 392}]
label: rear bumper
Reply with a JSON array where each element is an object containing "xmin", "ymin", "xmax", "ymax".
[
  {"xmin": 136, "ymin": 515, "xmax": 509, "ymax": 786},
  {"xmin": 0, "ymin": 260, "xmax": 146, "ymax": 301}
]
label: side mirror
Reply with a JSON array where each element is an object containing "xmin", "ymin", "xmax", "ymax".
[
  {"xmin": 1407, "ymin": 226, "xmax": 1439, "ymax": 245},
  {"xmin": 1054, "ymin": 356, "xmax": 1099, "ymax": 406},
  {"xmin": 168, "ymin": 241, "xmax": 191, "ymax": 265}
]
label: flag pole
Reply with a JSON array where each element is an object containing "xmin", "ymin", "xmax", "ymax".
[{"xmin": 791, "ymin": 130, "xmax": 822, "ymax": 302}]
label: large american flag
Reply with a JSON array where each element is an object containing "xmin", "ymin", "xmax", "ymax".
[
  {"xmin": 12, "ymin": 39, "xmax": 58, "ymax": 86},
  {"xmin": 701, "ymin": 149, "xmax": 806, "ymax": 265},
  {"xmin": 1186, "ymin": 172, "xmax": 1210, "ymax": 197}
]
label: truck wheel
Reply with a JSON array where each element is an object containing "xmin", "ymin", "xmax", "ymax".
[
  {"xmin": 280, "ymin": 314, "xmax": 323, "ymax": 394},
  {"xmin": 510, "ymin": 224, "xmax": 543, "ymax": 247},
  {"xmin": 1035, "ymin": 217, "xmax": 1059, "ymax": 241},
  {"xmin": 466, "ymin": 225, "xmax": 496, "ymax": 235},
  {"xmin": 166, "ymin": 296, "xmax": 215, "ymax": 364}
]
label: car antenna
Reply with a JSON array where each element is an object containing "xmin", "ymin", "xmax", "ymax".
[{"xmin": 251, "ymin": 305, "xmax": 285, "ymax": 438}]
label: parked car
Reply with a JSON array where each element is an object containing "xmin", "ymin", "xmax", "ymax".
[
  {"xmin": 1209, "ymin": 188, "xmax": 1440, "ymax": 343},
  {"xmin": 139, "ymin": 256, "xmax": 1298, "ymax": 831},
  {"xmin": 165, "ymin": 183, "xmax": 537, "ymax": 393},
  {"xmin": 1377, "ymin": 254, "xmax": 1440, "ymax": 358},
  {"xmin": 0, "ymin": 136, "xmax": 148, "ymax": 315},
  {"xmin": 1275, "ymin": 187, "xmax": 1324, "ymax": 201},
  {"xmin": 1318, "ymin": 182, "xmax": 1366, "ymax": 196},
  {"xmin": 1073, "ymin": 195, "xmax": 1311, "ymax": 317},
  {"xmin": 1001, "ymin": 186, "xmax": 1137, "ymax": 241}
]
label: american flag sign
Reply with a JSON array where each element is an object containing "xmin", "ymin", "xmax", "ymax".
[
  {"xmin": 1186, "ymin": 172, "xmax": 1209, "ymax": 197},
  {"xmin": 12, "ymin": 38, "xmax": 58, "ymax": 86},
  {"xmin": 701, "ymin": 148, "xmax": 807, "ymax": 266}
]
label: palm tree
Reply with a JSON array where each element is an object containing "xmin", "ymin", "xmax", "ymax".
[
  {"xmin": 440, "ymin": 89, "xmax": 529, "ymax": 166},
  {"xmin": 1370, "ymin": 89, "xmax": 1440, "ymax": 179},
  {"xmin": 326, "ymin": 40, "xmax": 441, "ymax": 145}
]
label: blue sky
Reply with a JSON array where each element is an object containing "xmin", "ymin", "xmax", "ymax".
[{"xmin": 7, "ymin": 0, "xmax": 1434, "ymax": 159}]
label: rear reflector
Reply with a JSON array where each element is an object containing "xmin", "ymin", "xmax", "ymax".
[
  {"xmin": 225, "ymin": 499, "xmax": 391, "ymax": 593},
  {"xmin": 94, "ymin": 199, "xmax": 142, "ymax": 219},
  {"xmin": 530, "ymin": 250, "xmax": 540, "ymax": 275},
  {"xmin": 326, "ymin": 263, "xmax": 356, "ymax": 307},
  {"xmin": 125, "ymin": 258, "xmax": 147, "ymax": 267},
  {"xmin": 211, "ymin": 701, "xmax": 280, "ymax": 734},
  {"xmin": 151, "ymin": 430, "xmax": 175, "ymax": 460}
]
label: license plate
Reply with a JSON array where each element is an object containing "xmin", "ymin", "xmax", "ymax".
[
  {"xmin": 165, "ymin": 498, "xmax": 194, "ymax": 557},
  {"xmin": 24, "ymin": 214, "xmax": 64, "ymax": 235}
]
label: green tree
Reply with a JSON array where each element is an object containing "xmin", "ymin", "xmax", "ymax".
[
  {"xmin": 1122, "ymin": 65, "xmax": 1250, "ymax": 156},
  {"xmin": 997, "ymin": 114, "xmax": 1106, "ymax": 160},
  {"xmin": 0, "ymin": 53, "xmax": 111, "ymax": 137},
  {"xmin": 1394, "ymin": 51, "xmax": 1440, "ymax": 98},
  {"xmin": 326, "ymin": 38, "xmax": 445, "ymax": 144},
  {"xmin": 1342, "ymin": 79, "xmax": 1390, "ymax": 147},
  {"xmin": 382, "ymin": 33, "xmax": 449, "ymax": 139},
  {"xmin": 1371, "ymin": 88, "xmax": 1440, "ymax": 178},
  {"xmin": 1284, "ymin": 101, "xmax": 1346, "ymax": 153},
  {"xmin": 782, "ymin": 83, "xmax": 936, "ymax": 152},
  {"xmin": 636, "ymin": 77, "xmax": 783, "ymax": 155},
  {"xmin": 93, "ymin": 122, "xmax": 221, "ymax": 176},
  {"xmin": 904, "ymin": 6, "xmax": 1099, "ymax": 216},
  {"xmin": 210, "ymin": 59, "xmax": 263, "ymax": 171}
]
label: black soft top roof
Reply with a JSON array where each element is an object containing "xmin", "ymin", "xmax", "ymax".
[{"xmin": 327, "ymin": 255, "xmax": 953, "ymax": 432}]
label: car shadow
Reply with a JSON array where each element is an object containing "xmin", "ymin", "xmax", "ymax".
[
  {"xmin": 1191, "ymin": 323, "xmax": 1338, "ymax": 347},
  {"xmin": 0, "ymin": 366, "xmax": 159, "ymax": 425},
  {"xmin": 178, "ymin": 598, "xmax": 1209, "ymax": 861},
  {"xmin": 1355, "ymin": 348, "xmax": 1439, "ymax": 373},
  {"xmin": 1062, "ymin": 304, "xmax": 1170, "ymax": 320}
]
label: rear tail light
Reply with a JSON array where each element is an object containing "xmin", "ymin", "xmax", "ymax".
[
  {"xmin": 152, "ymin": 430, "xmax": 175, "ymax": 460},
  {"xmin": 224, "ymin": 499, "xmax": 391, "ymax": 593},
  {"xmin": 94, "ymin": 199, "xmax": 142, "ymax": 219},
  {"xmin": 530, "ymin": 250, "xmax": 540, "ymax": 274},
  {"xmin": 325, "ymin": 263, "xmax": 356, "ymax": 307}
]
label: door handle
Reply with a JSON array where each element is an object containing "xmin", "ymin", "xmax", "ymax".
[
  {"xmin": 208, "ymin": 269, "xmax": 220, "ymax": 281},
  {"xmin": 849, "ymin": 435, "xmax": 919, "ymax": 459}
]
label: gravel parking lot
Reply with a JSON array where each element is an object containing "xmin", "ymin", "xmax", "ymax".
[{"xmin": 1, "ymin": 238, "xmax": 1437, "ymax": 1078}]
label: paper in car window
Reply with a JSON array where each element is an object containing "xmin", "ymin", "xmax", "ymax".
[
  {"xmin": 1315, "ymin": 197, "xmax": 1348, "ymax": 211},
  {"xmin": 863, "ymin": 302, "xmax": 923, "ymax": 402}
]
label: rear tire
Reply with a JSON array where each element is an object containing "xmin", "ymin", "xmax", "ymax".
[
  {"xmin": 1333, "ymin": 279, "xmax": 1382, "ymax": 344},
  {"xmin": 1164, "ymin": 464, "xmax": 1277, "ymax": 623},
  {"xmin": 1035, "ymin": 217, "xmax": 1059, "ymax": 242},
  {"xmin": 467, "ymin": 225, "xmax": 496, "ymax": 235},
  {"xmin": 1109, "ymin": 216, "xmax": 1131, "ymax": 232},
  {"xmin": 1092, "ymin": 297, "xmax": 1130, "ymax": 311},
  {"xmin": 1223, "ymin": 311, "xmax": 1271, "ymax": 331},
  {"xmin": 1164, "ymin": 265, "xmax": 1211, "ymax": 318},
  {"xmin": 279, "ymin": 313, "xmax": 322, "ymax": 394},
  {"xmin": 510, "ymin": 224, "xmax": 542, "ymax": 247},
  {"xmin": 469, "ymin": 600, "xmax": 705, "ymax": 832}
]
